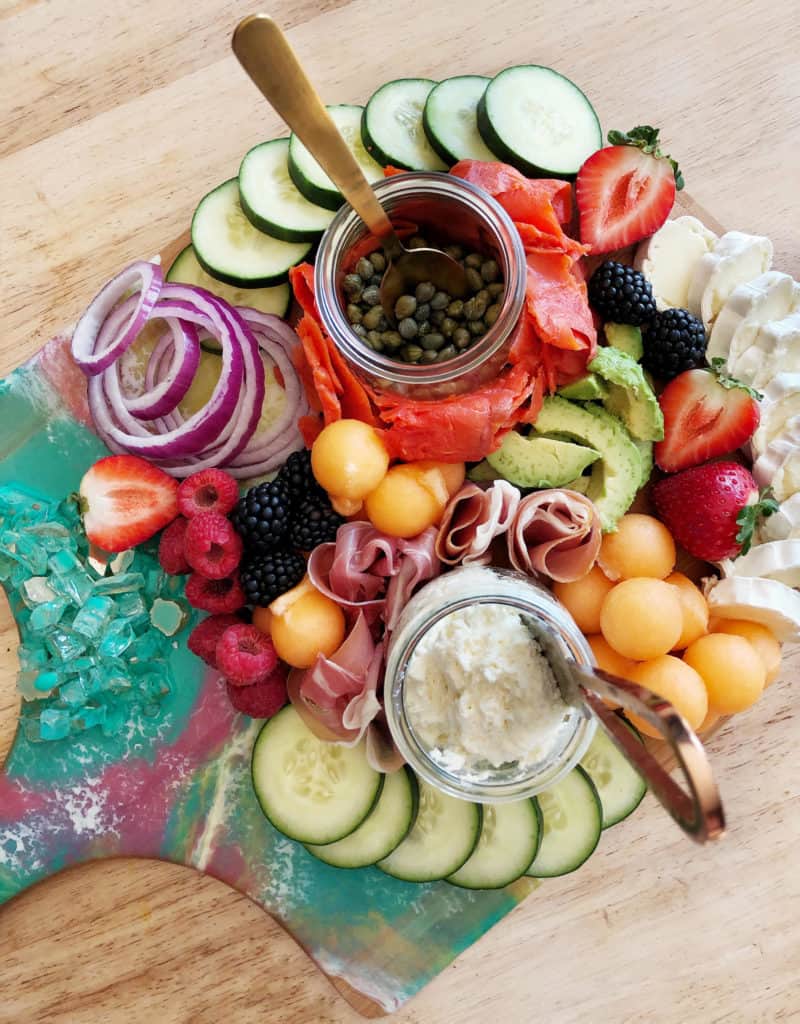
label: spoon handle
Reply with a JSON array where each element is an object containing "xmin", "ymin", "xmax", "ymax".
[
  {"xmin": 232, "ymin": 14, "xmax": 396, "ymax": 247},
  {"xmin": 573, "ymin": 666, "xmax": 726, "ymax": 844}
]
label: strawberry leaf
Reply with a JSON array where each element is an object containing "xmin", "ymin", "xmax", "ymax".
[
  {"xmin": 607, "ymin": 125, "xmax": 684, "ymax": 190},
  {"xmin": 735, "ymin": 488, "xmax": 779, "ymax": 555},
  {"xmin": 706, "ymin": 357, "xmax": 764, "ymax": 400}
]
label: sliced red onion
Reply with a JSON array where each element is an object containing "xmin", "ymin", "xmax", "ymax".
[
  {"xmin": 72, "ymin": 261, "xmax": 163, "ymax": 375},
  {"xmin": 126, "ymin": 318, "xmax": 200, "ymax": 420}
]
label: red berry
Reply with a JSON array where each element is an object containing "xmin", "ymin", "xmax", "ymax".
[
  {"xmin": 216, "ymin": 624, "xmax": 278, "ymax": 686},
  {"xmin": 225, "ymin": 669, "xmax": 287, "ymax": 718},
  {"xmin": 158, "ymin": 516, "xmax": 191, "ymax": 575},
  {"xmin": 187, "ymin": 613, "xmax": 242, "ymax": 668},
  {"xmin": 184, "ymin": 513, "xmax": 243, "ymax": 579},
  {"xmin": 178, "ymin": 468, "xmax": 239, "ymax": 519},
  {"xmin": 185, "ymin": 570, "xmax": 246, "ymax": 614}
]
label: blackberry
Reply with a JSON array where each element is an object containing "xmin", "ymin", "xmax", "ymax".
[
  {"xmin": 642, "ymin": 307, "xmax": 707, "ymax": 380},
  {"xmin": 240, "ymin": 549, "xmax": 306, "ymax": 607},
  {"xmin": 289, "ymin": 497, "xmax": 345, "ymax": 551},
  {"xmin": 588, "ymin": 261, "xmax": 657, "ymax": 326},
  {"xmin": 276, "ymin": 448, "xmax": 323, "ymax": 505},
  {"xmin": 231, "ymin": 478, "xmax": 292, "ymax": 553}
]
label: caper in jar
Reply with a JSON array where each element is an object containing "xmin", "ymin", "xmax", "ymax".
[
  {"xmin": 485, "ymin": 303, "xmax": 500, "ymax": 327},
  {"xmin": 356, "ymin": 257, "xmax": 374, "ymax": 280},
  {"xmin": 362, "ymin": 306, "xmax": 386, "ymax": 331},
  {"xmin": 480, "ymin": 259, "xmax": 500, "ymax": 283},
  {"xmin": 430, "ymin": 291, "xmax": 450, "ymax": 310},
  {"xmin": 465, "ymin": 267, "xmax": 483, "ymax": 292},
  {"xmin": 437, "ymin": 344, "xmax": 457, "ymax": 361},
  {"xmin": 346, "ymin": 303, "xmax": 363, "ymax": 324},
  {"xmin": 415, "ymin": 281, "xmax": 436, "ymax": 303},
  {"xmin": 401, "ymin": 344, "xmax": 423, "ymax": 362},
  {"xmin": 398, "ymin": 317, "xmax": 419, "ymax": 340},
  {"xmin": 464, "ymin": 253, "xmax": 482, "ymax": 269},
  {"xmin": 343, "ymin": 273, "xmax": 363, "ymax": 300},
  {"xmin": 421, "ymin": 332, "xmax": 445, "ymax": 351},
  {"xmin": 369, "ymin": 251, "xmax": 386, "ymax": 272},
  {"xmin": 394, "ymin": 294, "xmax": 417, "ymax": 319},
  {"xmin": 414, "ymin": 302, "xmax": 431, "ymax": 323},
  {"xmin": 361, "ymin": 285, "xmax": 381, "ymax": 307},
  {"xmin": 453, "ymin": 327, "xmax": 471, "ymax": 348}
]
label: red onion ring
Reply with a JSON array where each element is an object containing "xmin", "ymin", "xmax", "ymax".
[
  {"xmin": 126, "ymin": 318, "xmax": 200, "ymax": 420},
  {"xmin": 72, "ymin": 261, "xmax": 163, "ymax": 375}
]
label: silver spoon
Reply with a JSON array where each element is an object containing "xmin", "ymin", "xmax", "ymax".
[{"xmin": 232, "ymin": 14, "xmax": 469, "ymax": 322}]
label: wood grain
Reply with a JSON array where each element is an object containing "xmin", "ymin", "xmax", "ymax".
[{"xmin": 1, "ymin": 1, "xmax": 799, "ymax": 1021}]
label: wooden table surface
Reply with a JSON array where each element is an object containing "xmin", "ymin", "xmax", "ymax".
[{"xmin": 1, "ymin": 1, "xmax": 799, "ymax": 1021}]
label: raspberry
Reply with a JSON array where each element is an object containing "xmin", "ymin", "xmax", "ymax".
[
  {"xmin": 178, "ymin": 468, "xmax": 239, "ymax": 519},
  {"xmin": 185, "ymin": 571, "xmax": 246, "ymax": 614},
  {"xmin": 158, "ymin": 516, "xmax": 191, "ymax": 575},
  {"xmin": 184, "ymin": 512, "xmax": 243, "ymax": 579},
  {"xmin": 225, "ymin": 669, "xmax": 287, "ymax": 718},
  {"xmin": 187, "ymin": 613, "xmax": 242, "ymax": 668},
  {"xmin": 216, "ymin": 624, "xmax": 278, "ymax": 685}
]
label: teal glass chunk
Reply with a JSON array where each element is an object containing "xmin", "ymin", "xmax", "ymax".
[
  {"xmin": 115, "ymin": 591, "xmax": 150, "ymax": 632},
  {"xmin": 70, "ymin": 704, "xmax": 107, "ymax": 732},
  {"xmin": 109, "ymin": 550, "xmax": 135, "ymax": 574},
  {"xmin": 72, "ymin": 595, "xmax": 115, "ymax": 639},
  {"xmin": 17, "ymin": 643, "xmax": 50, "ymax": 672},
  {"xmin": 34, "ymin": 669, "xmax": 61, "ymax": 692},
  {"xmin": 92, "ymin": 572, "xmax": 146, "ymax": 596},
  {"xmin": 44, "ymin": 626, "xmax": 88, "ymax": 662},
  {"xmin": 23, "ymin": 521, "xmax": 75, "ymax": 552},
  {"xmin": 39, "ymin": 707, "xmax": 71, "ymax": 741},
  {"xmin": 1, "ymin": 530, "xmax": 48, "ymax": 575},
  {"xmin": 0, "ymin": 550, "xmax": 16, "ymax": 581},
  {"xmin": 21, "ymin": 576, "xmax": 58, "ymax": 607},
  {"xmin": 129, "ymin": 632, "xmax": 164, "ymax": 665},
  {"xmin": 50, "ymin": 568, "xmax": 94, "ymax": 606},
  {"xmin": 149, "ymin": 598, "xmax": 187, "ymax": 637},
  {"xmin": 47, "ymin": 548, "xmax": 82, "ymax": 576},
  {"xmin": 97, "ymin": 618, "xmax": 135, "ymax": 657},
  {"xmin": 16, "ymin": 670, "xmax": 44, "ymax": 700},
  {"xmin": 60, "ymin": 677, "xmax": 90, "ymax": 706},
  {"xmin": 21, "ymin": 718, "xmax": 43, "ymax": 743},
  {"xmin": 29, "ymin": 597, "xmax": 68, "ymax": 632},
  {"xmin": 145, "ymin": 569, "xmax": 166, "ymax": 600}
]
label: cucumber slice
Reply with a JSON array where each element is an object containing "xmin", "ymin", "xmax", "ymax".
[
  {"xmin": 447, "ymin": 798, "xmax": 542, "ymax": 890},
  {"xmin": 289, "ymin": 105, "xmax": 384, "ymax": 211},
  {"xmin": 526, "ymin": 766, "xmax": 602, "ymax": 877},
  {"xmin": 191, "ymin": 178, "xmax": 312, "ymax": 288},
  {"xmin": 422, "ymin": 75, "xmax": 496, "ymax": 165},
  {"xmin": 581, "ymin": 719, "xmax": 647, "ymax": 829},
  {"xmin": 362, "ymin": 79, "xmax": 448, "ymax": 172},
  {"xmin": 166, "ymin": 244, "xmax": 291, "ymax": 320},
  {"xmin": 477, "ymin": 65, "xmax": 602, "ymax": 178},
  {"xmin": 251, "ymin": 705, "xmax": 383, "ymax": 845},
  {"xmin": 238, "ymin": 138, "xmax": 333, "ymax": 242},
  {"xmin": 305, "ymin": 766, "xmax": 419, "ymax": 868},
  {"xmin": 377, "ymin": 779, "xmax": 481, "ymax": 882}
]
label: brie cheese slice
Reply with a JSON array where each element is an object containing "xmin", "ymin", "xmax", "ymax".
[
  {"xmin": 687, "ymin": 231, "xmax": 773, "ymax": 328},
  {"xmin": 760, "ymin": 493, "xmax": 800, "ymax": 542},
  {"xmin": 705, "ymin": 575, "xmax": 800, "ymax": 641},
  {"xmin": 726, "ymin": 539, "xmax": 800, "ymax": 587},
  {"xmin": 707, "ymin": 271, "xmax": 799, "ymax": 366},
  {"xmin": 634, "ymin": 215, "xmax": 717, "ymax": 311}
]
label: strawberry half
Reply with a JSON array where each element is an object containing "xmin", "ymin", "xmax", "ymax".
[
  {"xmin": 652, "ymin": 462, "xmax": 777, "ymax": 562},
  {"xmin": 576, "ymin": 126, "xmax": 682, "ymax": 254},
  {"xmin": 655, "ymin": 362, "xmax": 761, "ymax": 472},
  {"xmin": 79, "ymin": 454, "xmax": 179, "ymax": 552}
]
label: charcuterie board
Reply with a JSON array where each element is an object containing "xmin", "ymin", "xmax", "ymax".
[{"xmin": 0, "ymin": 189, "xmax": 738, "ymax": 1019}]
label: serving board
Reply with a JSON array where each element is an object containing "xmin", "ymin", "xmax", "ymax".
[{"xmin": 0, "ymin": 191, "xmax": 727, "ymax": 1018}]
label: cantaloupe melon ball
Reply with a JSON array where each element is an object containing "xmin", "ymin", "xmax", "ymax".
[
  {"xmin": 665, "ymin": 572, "xmax": 709, "ymax": 650},
  {"xmin": 598, "ymin": 513, "xmax": 676, "ymax": 580},
  {"xmin": 553, "ymin": 565, "xmax": 615, "ymax": 634},
  {"xmin": 683, "ymin": 633, "xmax": 766, "ymax": 715},
  {"xmin": 709, "ymin": 618, "xmax": 782, "ymax": 685},
  {"xmin": 586, "ymin": 634, "xmax": 638, "ymax": 709},
  {"xmin": 364, "ymin": 464, "xmax": 447, "ymax": 538},
  {"xmin": 311, "ymin": 419, "xmax": 389, "ymax": 500},
  {"xmin": 626, "ymin": 655, "xmax": 708, "ymax": 738},
  {"xmin": 599, "ymin": 578, "xmax": 683, "ymax": 660}
]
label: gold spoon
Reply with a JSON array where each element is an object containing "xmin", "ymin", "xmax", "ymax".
[{"xmin": 231, "ymin": 14, "xmax": 469, "ymax": 321}]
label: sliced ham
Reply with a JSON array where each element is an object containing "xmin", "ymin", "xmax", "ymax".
[
  {"xmin": 508, "ymin": 489, "xmax": 601, "ymax": 583},
  {"xmin": 436, "ymin": 480, "xmax": 521, "ymax": 566}
]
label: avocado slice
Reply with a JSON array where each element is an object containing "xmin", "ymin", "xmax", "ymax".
[
  {"xmin": 558, "ymin": 373, "xmax": 609, "ymax": 401},
  {"xmin": 487, "ymin": 432, "xmax": 601, "ymax": 488},
  {"xmin": 633, "ymin": 439, "xmax": 654, "ymax": 489},
  {"xmin": 533, "ymin": 396, "xmax": 642, "ymax": 531},
  {"xmin": 467, "ymin": 459, "xmax": 502, "ymax": 483},
  {"xmin": 588, "ymin": 347, "xmax": 664, "ymax": 442},
  {"xmin": 604, "ymin": 322, "xmax": 644, "ymax": 361}
]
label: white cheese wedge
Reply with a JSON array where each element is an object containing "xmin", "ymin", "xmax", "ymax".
[
  {"xmin": 760, "ymin": 493, "xmax": 800, "ymax": 542},
  {"xmin": 735, "ymin": 313, "xmax": 800, "ymax": 391},
  {"xmin": 750, "ymin": 374, "xmax": 800, "ymax": 456},
  {"xmin": 707, "ymin": 271, "xmax": 799, "ymax": 366},
  {"xmin": 724, "ymin": 539, "xmax": 800, "ymax": 587},
  {"xmin": 753, "ymin": 434, "xmax": 800, "ymax": 500},
  {"xmin": 704, "ymin": 575, "xmax": 800, "ymax": 641},
  {"xmin": 634, "ymin": 215, "xmax": 717, "ymax": 311},
  {"xmin": 687, "ymin": 231, "xmax": 773, "ymax": 329}
]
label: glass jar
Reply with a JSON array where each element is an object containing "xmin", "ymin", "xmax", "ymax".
[
  {"xmin": 313, "ymin": 172, "xmax": 526, "ymax": 400},
  {"xmin": 384, "ymin": 565, "xmax": 597, "ymax": 803}
]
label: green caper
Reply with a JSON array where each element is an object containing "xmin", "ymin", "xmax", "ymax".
[
  {"xmin": 342, "ymin": 273, "xmax": 363, "ymax": 300},
  {"xmin": 476, "ymin": 288, "xmax": 490, "ymax": 305},
  {"xmin": 480, "ymin": 259, "xmax": 500, "ymax": 283},
  {"xmin": 382, "ymin": 330, "xmax": 403, "ymax": 350},
  {"xmin": 362, "ymin": 285, "xmax": 380, "ymax": 307},
  {"xmin": 421, "ymin": 332, "xmax": 445, "ymax": 351},
  {"xmin": 394, "ymin": 294, "xmax": 417, "ymax": 319},
  {"xmin": 369, "ymin": 251, "xmax": 386, "ymax": 272},
  {"xmin": 465, "ymin": 253, "xmax": 482, "ymax": 269},
  {"xmin": 420, "ymin": 349, "xmax": 440, "ymax": 363},
  {"xmin": 485, "ymin": 303, "xmax": 500, "ymax": 327},
  {"xmin": 487, "ymin": 282, "xmax": 505, "ymax": 298},
  {"xmin": 415, "ymin": 281, "xmax": 435, "ymax": 303},
  {"xmin": 352, "ymin": 323, "xmax": 367, "ymax": 338},
  {"xmin": 446, "ymin": 299, "xmax": 464, "ymax": 318},
  {"xmin": 437, "ymin": 344, "xmax": 458, "ymax": 361},
  {"xmin": 430, "ymin": 309, "xmax": 446, "ymax": 327},
  {"xmin": 430, "ymin": 291, "xmax": 450, "ymax": 310},
  {"xmin": 356, "ymin": 257, "xmax": 374, "ymax": 280},
  {"xmin": 362, "ymin": 306, "xmax": 385, "ymax": 331},
  {"xmin": 441, "ymin": 317, "xmax": 457, "ymax": 337},
  {"xmin": 370, "ymin": 274, "xmax": 383, "ymax": 288},
  {"xmin": 346, "ymin": 303, "xmax": 363, "ymax": 324},
  {"xmin": 398, "ymin": 317, "xmax": 418, "ymax": 340},
  {"xmin": 401, "ymin": 344, "xmax": 423, "ymax": 362},
  {"xmin": 416, "ymin": 320, "xmax": 432, "ymax": 336},
  {"xmin": 445, "ymin": 244, "xmax": 464, "ymax": 261},
  {"xmin": 465, "ymin": 267, "xmax": 483, "ymax": 292},
  {"xmin": 367, "ymin": 330, "xmax": 384, "ymax": 350},
  {"xmin": 463, "ymin": 296, "xmax": 483, "ymax": 321},
  {"xmin": 453, "ymin": 327, "xmax": 471, "ymax": 349},
  {"xmin": 408, "ymin": 235, "xmax": 428, "ymax": 249},
  {"xmin": 468, "ymin": 318, "xmax": 486, "ymax": 336},
  {"xmin": 414, "ymin": 302, "xmax": 431, "ymax": 322}
]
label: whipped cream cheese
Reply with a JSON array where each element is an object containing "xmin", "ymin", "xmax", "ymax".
[{"xmin": 404, "ymin": 600, "xmax": 570, "ymax": 772}]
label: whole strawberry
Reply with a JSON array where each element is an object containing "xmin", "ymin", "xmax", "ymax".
[{"xmin": 652, "ymin": 461, "xmax": 777, "ymax": 562}]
